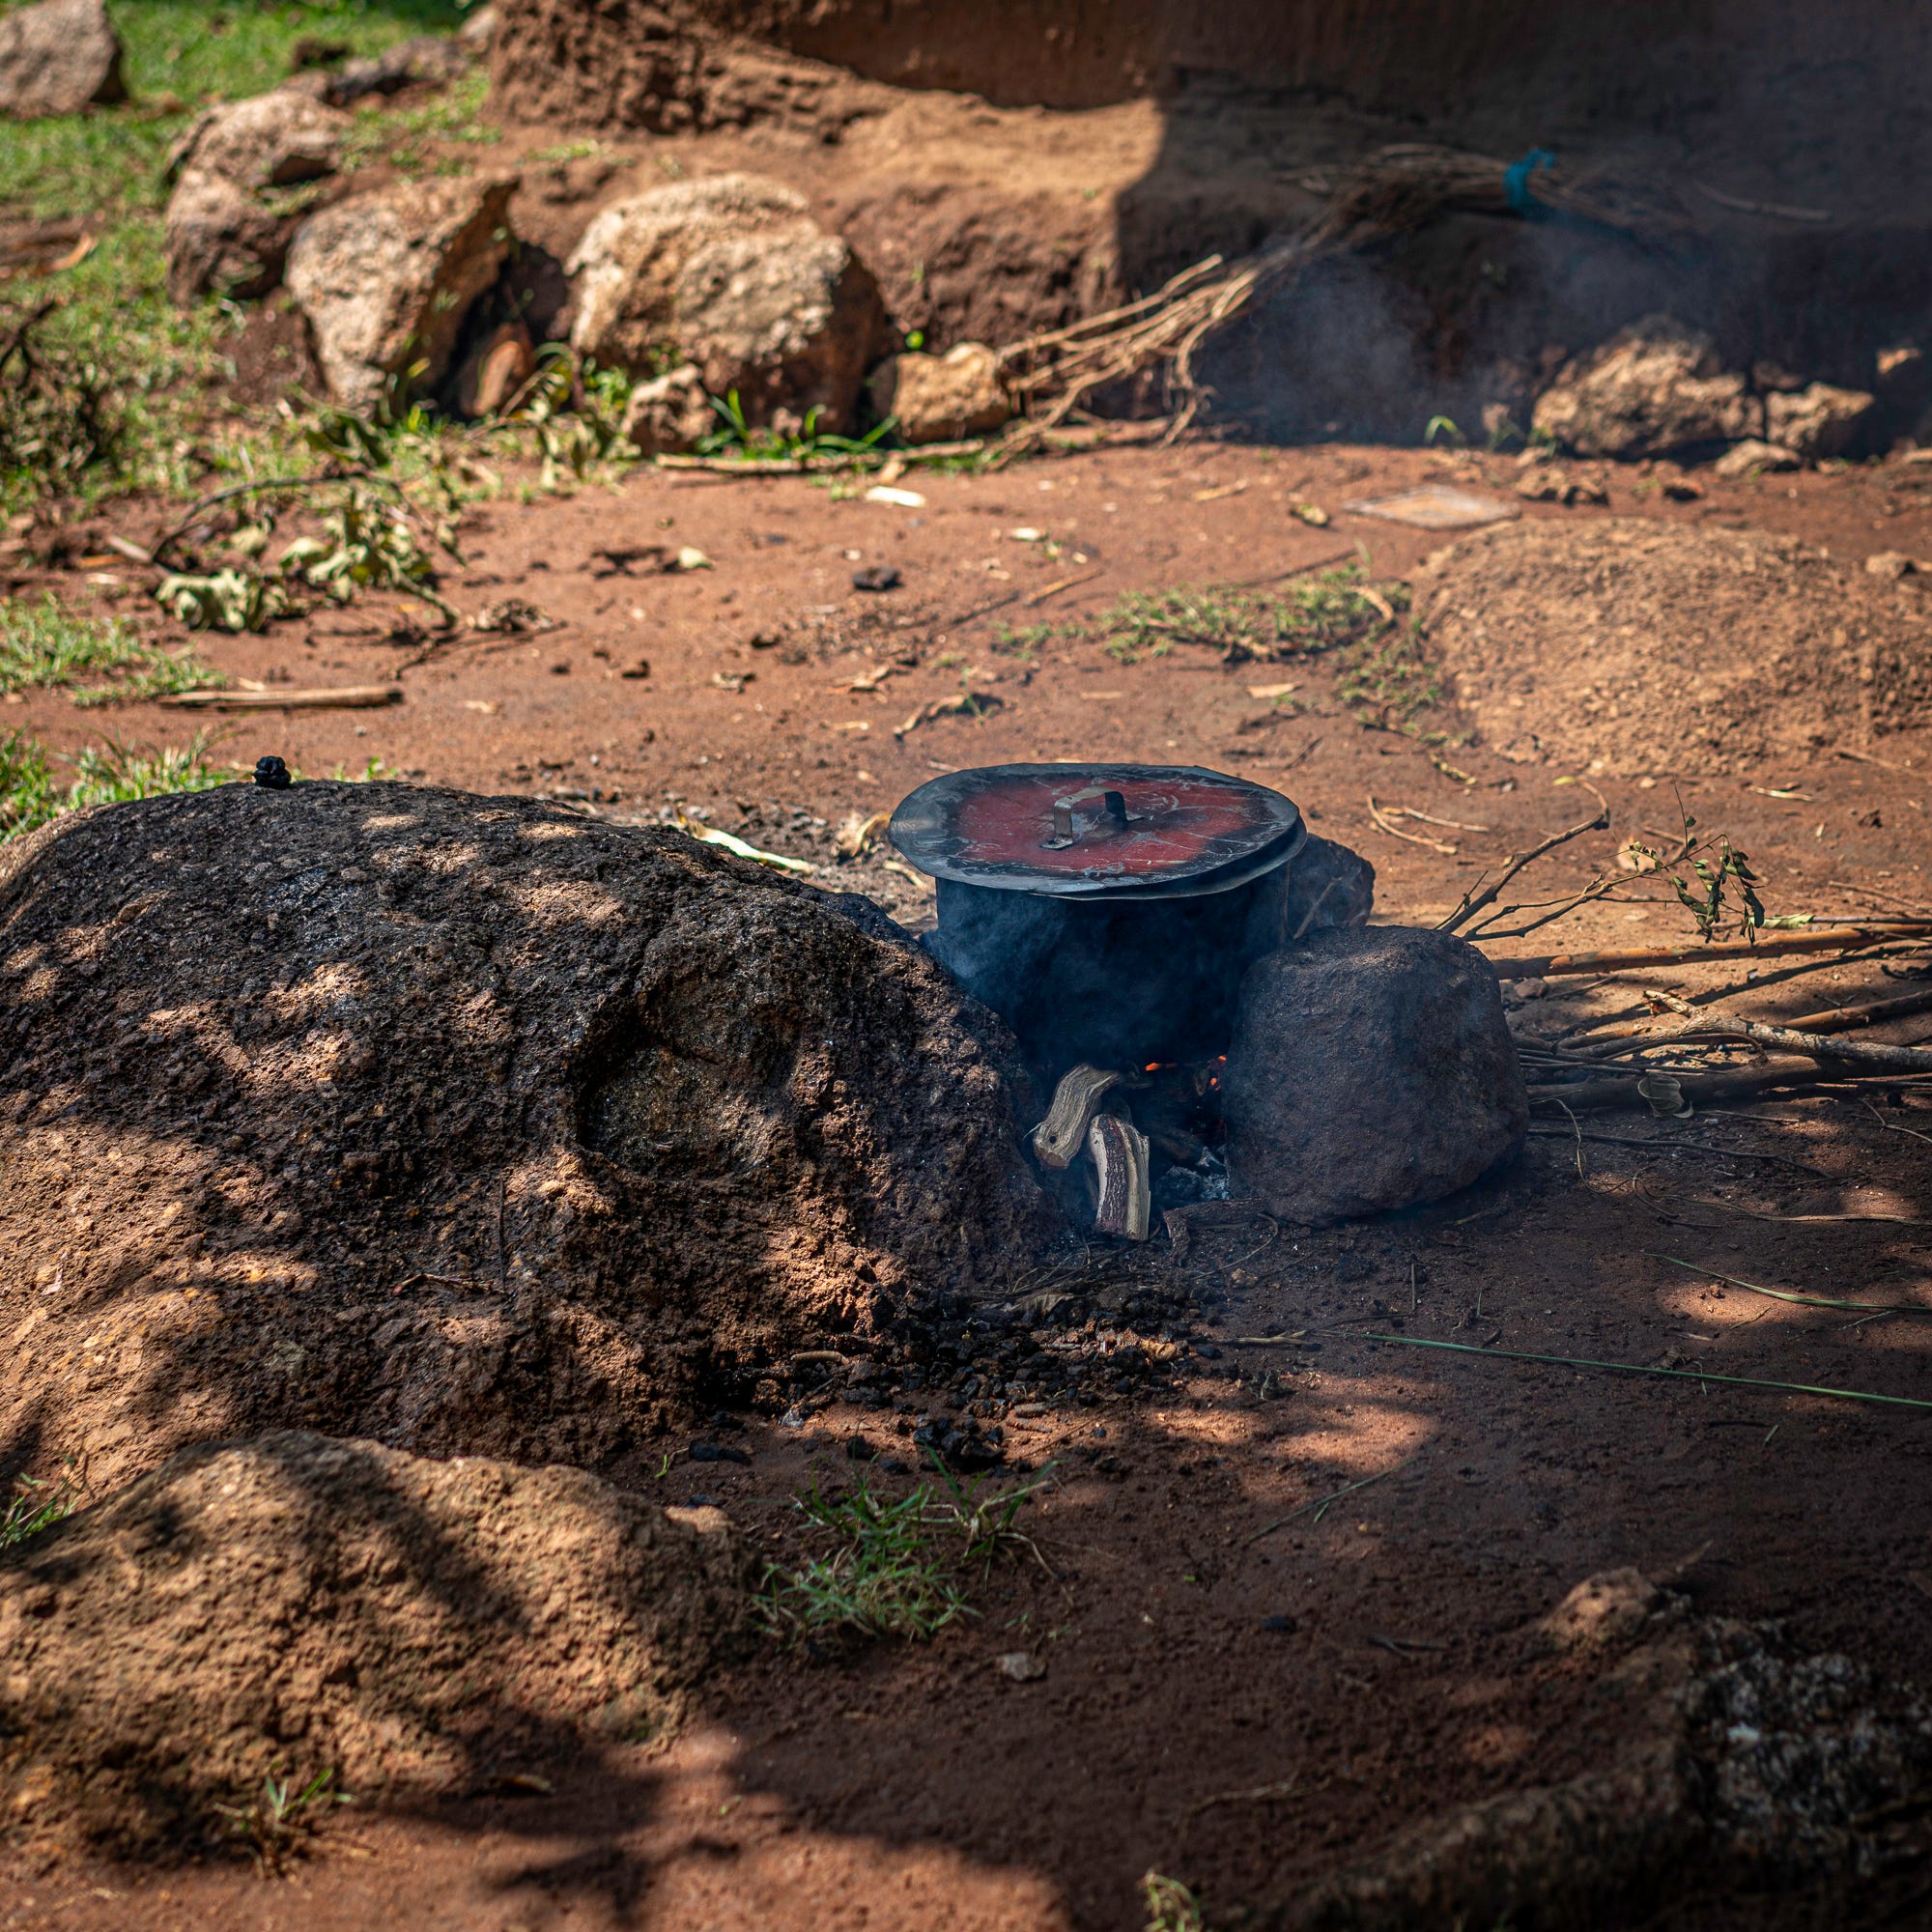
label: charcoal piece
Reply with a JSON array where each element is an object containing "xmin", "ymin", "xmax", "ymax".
[{"xmin": 1223, "ymin": 925, "xmax": 1526, "ymax": 1224}]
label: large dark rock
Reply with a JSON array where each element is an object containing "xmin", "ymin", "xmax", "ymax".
[
  {"xmin": 1222, "ymin": 925, "xmax": 1525, "ymax": 1224},
  {"xmin": 0, "ymin": 783, "xmax": 1050, "ymax": 1488},
  {"xmin": 0, "ymin": 1430, "xmax": 749, "ymax": 1853}
]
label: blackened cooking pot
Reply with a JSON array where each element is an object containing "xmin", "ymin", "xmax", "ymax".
[{"xmin": 888, "ymin": 763, "xmax": 1306, "ymax": 1073}]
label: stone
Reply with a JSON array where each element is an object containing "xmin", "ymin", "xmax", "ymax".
[
  {"xmin": 1865, "ymin": 551, "xmax": 1918, "ymax": 581},
  {"xmin": 568, "ymin": 172, "xmax": 887, "ymax": 433},
  {"xmin": 1713, "ymin": 438, "xmax": 1802, "ymax": 478},
  {"xmin": 166, "ymin": 88, "xmax": 350, "ymax": 190},
  {"xmin": 867, "ymin": 342, "xmax": 1010, "ymax": 443},
  {"xmin": 0, "ymin": 1431, "xmax": 750, "ymax": 1852},
  {"xmin": 1280, "ymin": 833, "xmax": 1375, "ymax": 937},
  {"xmin": 1532, "ymin": 1569, "xmax": 1667, "ymax": 1655},
  {"xmin": 0, "ymin": 0, "xmax": 124, "ymax": 120},
  {"xmin": 1513, "ymin": 463, "xmax": 1610, "ymax": 505},
  {"xmin": 620, "ymin": 363, "xmax": 717, "ymax": 455},
  {"xmin": 1765, "ymin": 381, "xmax": 1876, "ymax": 461},
  {"xmin": 286, "ymin": 175, "xmax": 518, "ymax": 412},
  {"xmin": 163, "ymin": 169, "xmax": 291, "ymax": 305},
  {"xmin": 0, "ymin": 782, "xmax": 1049, "ymax": 1490},
  {"xmin": 459, "ymin": 4, "xmax": 501, "ymax": 53},
  {"xmin": 1221, "ymin": 925, "xmax": 1527, "ymax": 1224},
  {"xmin": 161, "ymin": 92, "xmax": 355, "ymax": 306},
  {"xmin": 450, "ymin": 319, "xmax": 536, "ymax": 418},
  {"xmin": 1277, "ymin": 1614, "xmax": 1932, "ymax": 1930},
  {"xmin": 1531, "ymin": 316, "xmax": 1762, "ymax": 459}
]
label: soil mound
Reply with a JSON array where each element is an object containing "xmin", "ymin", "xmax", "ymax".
[
  {"xmin": 0, "ymin": 1431, "xmax": 750, "ymax": 1855},
  {"xmin": 1416, "ymin": 519, "xmax": 1932, "ymax": 778},
  {"xmin": 0, "ymin": 783, "xmax": 1050, "ymax": 1489}
]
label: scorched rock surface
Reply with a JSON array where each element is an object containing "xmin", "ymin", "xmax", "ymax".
[
  {"xmin": 1222, "ymin": 925, "xmax": 1527, "ymax": 1225},
  {"xmin": 0, "ymin": 782, "xmax": 1049, "ymax": 1488}
]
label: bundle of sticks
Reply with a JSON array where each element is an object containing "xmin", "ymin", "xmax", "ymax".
[
  {"xmin": 992, "ymin": 144, "xmax": 1696, "ymax": 456},
  {"xmin": 1508, "ymin": 923, "xmax": 1932, "ymax": 1114}
]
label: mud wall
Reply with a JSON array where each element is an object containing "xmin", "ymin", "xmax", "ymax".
[{"xmin": 496, "ymin": 0, "xmax": 1932, "ymax": 198}]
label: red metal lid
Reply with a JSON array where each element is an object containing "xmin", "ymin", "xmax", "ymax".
[{"xmin": 888, "ymin": 764, "xmax": 1304, "ymax": 900}]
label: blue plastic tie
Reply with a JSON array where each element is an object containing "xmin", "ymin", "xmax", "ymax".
[{"xmin": 1504, "ymin": 147, "xmax": 1556, "ymax": 216}]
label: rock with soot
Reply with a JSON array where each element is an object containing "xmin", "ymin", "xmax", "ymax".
[
  {"xmin": 1221, "ymin": 925, "xmax": 1526, "ymax": 1224},
  {"xmin": 286, "ymin": 176, "xmax": 519, "ymax": 412}
]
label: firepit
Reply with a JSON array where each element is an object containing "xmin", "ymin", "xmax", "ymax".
[
  {"xmin": 891, "ymin": 761, "xmax": 1525, "ymax": 1241},
  {"xmin": 888, "ymin": 762, "xmax": 1306, "ymax": 1073}
]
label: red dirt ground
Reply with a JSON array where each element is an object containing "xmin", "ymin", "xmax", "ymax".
[{"xmin": 5, "ymin": 440, "xmax": 1932, "ymax": 1929}]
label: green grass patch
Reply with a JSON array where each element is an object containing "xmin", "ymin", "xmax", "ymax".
[
  {"xmin": 1142, "ymin": 1872, "xmax": 1207, "ymax": 1932},
  {"xmin": 0, "ymin": 1, "xmax": 473, "ymax": 513},
  {"xmin": 1334, "ymin": 621, "xmax": 1444, "ymax": 737},
  {"xmin": 0, "ymin": 1465, "xmax": 82, "ymax": 1550},
  {"xmin": 0, "ymin": 724, "xmax": 235, "ymax": 839},
  {"xmin": 215, "ymin": 1768, "xmax": 352, "ymax": 1877},
  {"xmin": 340, "ymin": 65, "xmax": 498, "ymax": 176},
  {"xmin": 988, "ymin": 619, "xmax": 1078, "ymax": 663},
  {"xmin": 1096, "ymin": 565, "xmax": 1404, "ymax": 664},
  {"xmin": 0, "ymin": 593, "xmax": 221, "ymax": 703},
  {"xmin": 696, "ymin": 388, "xmax": 895, "ymax": 464},
  {"xmin": 761, "ymin": 1468, "xmax": 1050, "ymax": 1642}
]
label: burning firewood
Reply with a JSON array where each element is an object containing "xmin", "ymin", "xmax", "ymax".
[
  {"xmin": 1088, "ymin": 1114, "xmax": 1151, "ymax": 1242},
  {"xmin": 1031, "ymin": 1064, "xmax": 1122, "ymax": 1170}
]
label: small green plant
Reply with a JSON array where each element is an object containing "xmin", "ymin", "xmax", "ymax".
[
  {"xmin": 989, "ymin": 620, "xmax": 1077, "ymax": 662},
  {"xmin": 0, "ymin": 729, "xmax": 54, "ymax": 837},
  {"xmin": 1, "ymin": 727, "xmax": 234, "ymax": 840},
  {"xmin": 1424, "ymin": 413, "xmax": 1465, "ymax": 446},
  {"xmin": 0, "ymin": 301, "xmax": 119, "ymax": 506},
  {"xmin": 155, "ymin": 566, "xmax": 295, "ymax": 634},
  {"xmin": 215, "ymin": 1768, "xmax": 352, "ymax": 1876},
  {"xmin": 158, "ymin": 473, "xmax": 464, "ymax": 632},
  {"xmin": 1143, "ymin": 1871, "xmax": 1206, "ymax": 1932},
  {"xmin": 0, "ymin": 595, "xmax": 220, "ymax": 705},
  {"xmin": 509, "ymin": 347, "xmax": 638, "ymax": 491},
  {"xmin": 696, "ymin": 388, "xmax": 895, "ymax": 464},
  {"xmin": 0, "ymin": 1465, "xmax": 82, "ymax": 1550},
  {"xmin": 761, "ymin": 1467, "xmax": 1050, "ymax": 1641},
  {"xmin": 286, "ymin": 478, "xmax": 461, "ymax": 622},
  {"xmin": 1632, "ymin": 813, "xmax": 1767, "ymax": 941}
]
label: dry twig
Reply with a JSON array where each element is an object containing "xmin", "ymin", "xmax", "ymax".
[{"xmin": 1488, "ymin": 923, "xmax": 1932, "ymax": 980}]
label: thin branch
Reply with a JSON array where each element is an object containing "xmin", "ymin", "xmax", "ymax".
[
  {"xmin": 0, "ymin": 297, "xmax": 57, "ymax": 379},
  {"xmin": 1367, "ymin": 793, "xmax": 1458, "ymax": 855},
  {"xmin": 1486, "ymin": 923, "xmax": 1932, "ymax": 980},
  {"xmin": 1644, "ymin": 990, "xmax": 1932, "ymax": 1070},
  {"xmin": 1438, "ymin": 806, "xmax": 1610, "ymax": 935}
]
